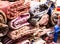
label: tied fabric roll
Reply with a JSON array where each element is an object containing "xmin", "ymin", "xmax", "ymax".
[
  {"xmin": 7, "ymin": 1, "xmax": 30, "ymax": 20},
  {"xmin": 9, "ymin": 13, "xmax": 30, "ymax": 29}
]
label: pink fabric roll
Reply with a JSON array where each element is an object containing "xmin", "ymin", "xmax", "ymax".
[
  {"xmin": 9, "ymin": 13, "xmax": 30, "ymax": 29},
  {"xmin": 8, "ymin": 25, "xmax": 36, "ymax": 40},
  {"xmin": 0, "ymin": 1, "xmax": 10, "ymax": 14},
  {"xmin": 7, "ymin": 1, "xmax": 30, "ymax": 20}
]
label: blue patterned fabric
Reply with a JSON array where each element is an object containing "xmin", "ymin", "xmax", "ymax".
[{"xmin": 54, "ymin": 25, "xmax": 60, "ymax": 42}]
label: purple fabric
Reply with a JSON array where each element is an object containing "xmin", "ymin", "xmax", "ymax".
[{"xmin": 9, "ymin": 13, "xmax": 30, "ymax": 29}]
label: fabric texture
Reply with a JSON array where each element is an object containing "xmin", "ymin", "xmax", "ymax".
[
  {"xmin": 8, "ymin": 25, "xmax": 35, "ymax": 40},
  {"xmin": 54, "ymin": 25, "xmax": 60, "ymax": 42},
  {"xmin": 0, "ymin": 10, "xmax": 9, "ymax": 37},
  {"xmin": 7, "ymin": 1, "xmax": 30, "ymax": 20},
  {"xmin": 9, "ymin": 13, "xmax": 30, "ymax": 29}
]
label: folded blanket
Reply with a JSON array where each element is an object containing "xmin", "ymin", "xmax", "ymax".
[
  {"xmin": 8, "ymin": 25, "xmax": 37, "ymax": 40},
  {"xmin": 9, "ymin": 13, "xmax": 30, "ymax": 29},
  {"xmin": 7, "ymin": 1, "xmax": 30, "ymax": 20}
]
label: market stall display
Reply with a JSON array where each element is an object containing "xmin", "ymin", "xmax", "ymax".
[{"xmin": 0, "ymin": 0, "xmax": 58, "ymax": 44}]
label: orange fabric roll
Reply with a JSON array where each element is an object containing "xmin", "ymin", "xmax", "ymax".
[{"xmin": 7, "ymin": 1, "xmax": 30, "ymax": 20}]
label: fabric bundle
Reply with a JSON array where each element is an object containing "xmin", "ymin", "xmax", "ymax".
[
  {"xmin": 0, "ymin": 1, "xmax": 52, "ymax": 44},
  {"xmin": 7, "ymin": 1, "xmax": 30, "ymax": 20},
  {"xmin": 8, "ymin": 25, "xmax": 44, "ymax": 40},
  {"xmin": 2, "ymin": 36, "xmax": 14, "ymax": 44},
  {"xmin": 9, "ymin": 13, "xmax": 30, "ymax": 29},
  {"xmin": 2, "ymin": 36, "xmax": 31, "ymax": 44},
  {"xmin": 0, "ymin": 10, "xmax": 7, "ymax": 23},
  {"xmin": 0, "ymin": 1, "xmax": 10, "ymax": 14},
  {"xmin": 39, "ymin": 14, "xmax": 49, "ymax": 25},
  {"xmin": 29, "ymin": 3, "xmax": 48, "ymax": 17},
  {"xmin": 51, "ymin": 12, "xmax": 60, "ymax": 25},
  {"xmin": 0, "ymin": 23, "xmax": 9, "ymax": 37},
  {"xmin": 28, "ymin": 14, "xmax": 49, "ymax": 26},
  {"xmin": 8, "ymin": 25, "xmax": 37, "ymax": 40},
  {"xmin": 0, "ymin": 10, "xmax": 9, "ymax": 37},
  {"xmin": 28, "ymin": 3, "xmax": 49, "ymax": 26}
]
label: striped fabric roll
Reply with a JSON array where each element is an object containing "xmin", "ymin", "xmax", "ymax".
[{"xmin": 2, "ymin": 36, "xmax": 14, "ymax": 44}]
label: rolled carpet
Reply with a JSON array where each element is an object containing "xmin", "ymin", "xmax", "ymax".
[{"xmin": 9, "ymin": 13, "xmax": 30, "ymax": 29}]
